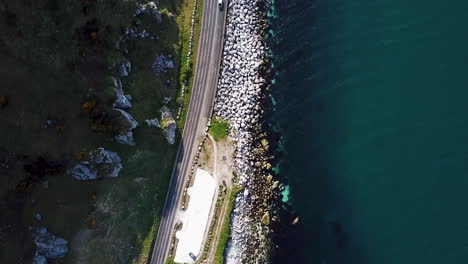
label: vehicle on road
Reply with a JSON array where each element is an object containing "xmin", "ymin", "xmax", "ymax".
[
  {"xmin": 218, "ymin": 0, "xmax": 223, "ymax": 9},
  {"xmin": 189, "ymin": 252, "xmax": 197, "ymax": 261}
]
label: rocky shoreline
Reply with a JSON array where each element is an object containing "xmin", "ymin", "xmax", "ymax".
[{"xmin": 213, "ymin": 0, "xmax": 279, "ymax": 263}]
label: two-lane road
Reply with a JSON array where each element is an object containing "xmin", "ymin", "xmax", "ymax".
[{"xmin": 150, "ymin": 1, "xmax": 227, "ymax": 263}]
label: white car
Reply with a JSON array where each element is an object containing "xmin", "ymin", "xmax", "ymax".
[{"xmin": 218, "ymin": 0, "xmax": 223, "ymax": 9}]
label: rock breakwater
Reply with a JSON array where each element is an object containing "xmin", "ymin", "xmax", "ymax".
[{"xmin": 213, "ymin": 0, "xmax": 276, "ymax": 263}]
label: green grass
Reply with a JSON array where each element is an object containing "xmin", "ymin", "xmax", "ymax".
[
  {"xmin": 213, "ymin": 185, "xmax": 243, "ymax": 264},
  {"xmin": 133, "ymin": 218, "xmax": 159, "ymax": 264},
  {"xmin": 175, "ymin": 0, "xmax": 205, "ymax": 130},
  {"xmin": 209, "ymin": 117, "xmax": 230, "ymax": 141},
  {"xmin": 165, "ymin": 258, "xmax": 176, "ymax": 264},
  {"xmin": 0, "ymin": 0, "xmax": 136, "ymax": 70},
  {"xmin": 0, "ymin": 0, "xmax": 206, "ymax": 263},
  {"xmin": 126, "ymin": 0, "xmax": 206, "ymax": 262},
  {"xmin": 0, "ymin": 0, "xmax": 185, "ymax": 263}
]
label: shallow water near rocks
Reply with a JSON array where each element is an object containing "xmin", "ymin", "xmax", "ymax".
[{"xmin": 269, "ymin": 0, "xmax": 468, "ymax": 263}]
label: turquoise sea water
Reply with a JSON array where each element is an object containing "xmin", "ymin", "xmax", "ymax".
[{"xmin": 269, "ymin": 0, "xmax": 468, "ymax": 263}]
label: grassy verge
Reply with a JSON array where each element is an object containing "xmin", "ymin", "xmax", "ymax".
[
  {"xmin": 209, "ymin": 117, "xmax": 230, "ymax": 141},
  {"xmin": 175, "ymin": 0, "xmax": 204, "ymax": 130},
  {"xmin": 165, "ymin": 258, "xmax": 176, "ymax": 264},
  {"xmin": 133, "ymin": 218, "xmax": 159, "ymax": 264},
  {"xmin": 213, "ymin": 185, "xmax": 242, "ymax": 264}
]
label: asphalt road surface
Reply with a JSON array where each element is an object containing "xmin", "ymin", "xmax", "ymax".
[{"xmin": 149, "ymin": 1, "xmax": 227, "ymax": 263}]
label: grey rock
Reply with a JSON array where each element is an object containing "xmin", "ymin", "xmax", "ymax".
[
  {"xmin": 33, "ymin": 227, "xmax": 68, "ymax": 259},
  {"xmin": 154, "ymin": 9, "xmax": 163, "ymax": 23},
  {"xmin": 115, "ymin": 93, "xmax": 132, "ymax": 109},
  {"xmin": 115, "ymin": 109, "xmax": 139, "ymax": 146},
  {"xmin": 152, "ymin": 55, "xmax": 174, "ymax": 73},
  {"xmin": 33, "ymin": 254, "xmax": 47, "ymax": 264},
  {"xmin": 145, "ymin": 118, "xmax": 160, "ymax": 128},
  {"xmin": 123, "ymin": 28, "xmax": 151, "ymax": 40},
  {"xmin": 69, "ymin": 164, "xmax": 94, "ymax": 180},
  {"xmin": 116, "ymin": 131, "xmax": 135, "ymax": 146},
  {"xmin": 34, "ymin": 213, "xmax": 42, "ymax": 222},
  {"xmin": 112, "ymin": 77, "xmax": 132, "ymax": 109},
  {"xmin": 135, "ymin": 1, "xmax": 162, "ymax": 23},
  {"xmin": 69, "ymin": 148, "xmax": 122, "ymax": 180},
  {"xmin": 163, "ymin": 97, "xmax": 172, "ymax": 104},
  {"xmin": 118, "ymin": 60, "xmax": 131, "ymax": 77},
  {"xmin": 160, "ymin": 106, "xmax": 176, "ymax": 144},
  {"xmin": 116, "ymin": 109, "xmax": 138, "ymax": 130}
]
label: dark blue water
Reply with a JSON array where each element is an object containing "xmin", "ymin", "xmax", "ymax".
[{"xmin": 269, "ymin": 0, "xmax": 468, "ymax": 263}]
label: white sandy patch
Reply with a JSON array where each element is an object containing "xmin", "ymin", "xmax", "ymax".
[{"xmin": 174, "ymin": 169, "xmax": 216, "ymax": 263}]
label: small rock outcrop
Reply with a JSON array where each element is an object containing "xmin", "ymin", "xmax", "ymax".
[
  {"xmin": 160, "ymin": 106, "xmax": 176, "ymax": 144},
  {"xmin": 68, "ymin": 148, "xmax": 122, "ymax": 180},
  {"xmin": 152, "ymin": 55, "xmax": 174, "ymax": 73},
  {"xmin": 33, "ymin": 254, "xmax": 47, "ymax": 264},
  {"xmin": 112, "ymin": 77, "xmax": 132, "ymax": 109},
  {"xmin": 135, "ymin": 1, "xmax": 163, "ymax": 23},
  {"xmin": 115, "ymin": 109, "xmax": 139, "ymax": 146},
  {"xmin": 34, "ymin": 213, "xmax": 42, "ymax": 222},
  {"xmin": 33, "ymin": 227, "xmax": 68, "ymax": 261},
  {"xmin": 145, "ymin": 118, "xmax": 160, "ymax": 128},
  {"xmin": 118, "ymin": 60, "xmax": 131, "ymax": 77}
]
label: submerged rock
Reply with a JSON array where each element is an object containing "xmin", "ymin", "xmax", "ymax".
[
  {"xmin": 33, "ymin": 227, "xmax": 68, "ymax": 260},
  {"xmin": 160, "ymin": 106, "xmax": 176, "ymax": 144},
  {"xmin": 152, "ymin": 55, "xmax": 174, "ymax": 73},
  {"xmin": 115, "ymin": 109, "xmax": 139, "ymax": 146},
  {"xmin": 68, "ymin": 148, "xmax": 122, "ymax": 180}
]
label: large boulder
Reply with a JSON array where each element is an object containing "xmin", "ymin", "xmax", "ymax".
[
  {"xmin": 160, "ymin": 106, "xmax": 176, "ymax": 144},
  {"xmin": 33, "ymin": 227, "xmax": 68, "ymax": 261},
  {"xmin": 68, "ymin": 148, "xmax": 122, "ymax": 180},
  {"xmin": 115, "ymin": 109, "xmax": 139, "ymax": 146}
]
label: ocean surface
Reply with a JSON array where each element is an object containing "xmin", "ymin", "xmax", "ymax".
[{"xmin": 268, "ymin": 0, "xmax": 468, "ymax": 263}]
